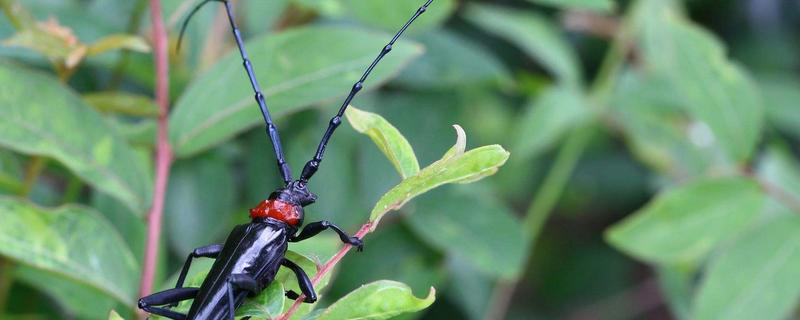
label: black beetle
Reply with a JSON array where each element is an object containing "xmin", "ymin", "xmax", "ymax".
[{"xmin": 137, "ymin": 0, "xmax": 433, "ymax": 319}]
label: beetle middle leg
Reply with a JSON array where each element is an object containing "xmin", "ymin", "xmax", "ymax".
[
  {"xmin": 281, "ymin": 258, "xmax": 317, "ymax": 303},
  {"xmin": 174, "ymin": 244, "xmax": 223, "ymax": 289},
  {"xmin": 138, "ymin": 287, "xmax": 199, "ymax": 320},
  {"xmin": 225, "ymin": 273, "xmax": 261, "ymax": 320},
  {"xmin": 289, "ymin": 220, "xmax": 363, "ymax": 251}
]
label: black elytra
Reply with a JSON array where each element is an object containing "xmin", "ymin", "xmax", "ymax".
[{"xmin": 138, "ymin": 1, "xmax": 434, "ymax": 319}]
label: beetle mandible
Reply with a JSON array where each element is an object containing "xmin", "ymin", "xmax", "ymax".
[{"xmin": 137, "ymin": 0, "xmax": 434, "ymax": 319}]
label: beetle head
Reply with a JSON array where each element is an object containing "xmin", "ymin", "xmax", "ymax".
[{"xmin": 269, "ymin": 180, "xmax": 317, "ymax": 207}]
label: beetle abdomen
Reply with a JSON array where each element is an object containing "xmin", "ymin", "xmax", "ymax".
[{"xmin": 187, "ymin": 220, "xmax": 289, "ymax": 319}]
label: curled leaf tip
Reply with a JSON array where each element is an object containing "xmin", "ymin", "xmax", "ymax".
[{"xmin": 452, "ymin": 124, "xmax": 466, "ymax": 155}]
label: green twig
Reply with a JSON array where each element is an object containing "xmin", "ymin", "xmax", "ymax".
[
  {"xmin": 0, "ymin": 258, "xmax": 13, "ymax": 313},
  {"xmin": 19, "ymin": 156, "xmax": 46, "ymax": 197},
  {"xmin": 522, "ymin": 125, "xmax": 593, "ymax": 237}
]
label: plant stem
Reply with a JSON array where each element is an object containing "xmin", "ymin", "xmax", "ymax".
[
  {"xmin": 485, "ymin": 8, "xmax": 634, "ymax": 318},
  {"xmin": 139, "ymin": 0, "xmax": 172, "ymax": 305},
  {"xmin": 485, "ymin": 126, "xmax": 593, "ymax": 320},
  {"xmin": 522, "ymin": 126, "xmax": 593, "ymax": 236},
  {"xmin": 277, "ymin": 222, "xmax": 373, "ymax": 320},
  {"xmin": 19, "ymin": 156, "xmax": 46, "ymax": 197},
  {"xmin": 0, "ymin": 258, "xmax": 13, "ymax": 313}
]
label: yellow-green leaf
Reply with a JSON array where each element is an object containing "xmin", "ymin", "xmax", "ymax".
[
  {"xmin": 369, "ymin": 127, "xmax": 509, "ymax": 225},
  {"xmin": 606, "ymin": 176, "xmax": 765, "ymax": 265},
  {"xmin": 0, "ymin": 197, "xmax": 140, "ymax": 307},
  {"xmin": 108, "ymin": 310, "xmax": 125, "ymax": 320},
  {"xmin": 316, "ymin": 280, "xmax": 435, "ymax": 320},
  {"xmin": 83, "ymin": 91, "xmax": 160, "ymax": 117},
  {"xmin": 345, "ymin": 106, "xmax": 419, "ymax": 179},
  {"xmin": 87, "ymin": 34, "xmax": 150, "ymax": 56},
  {"xmin": 0, "ymin": 60, "xmax": 152, "ymax": 214}
]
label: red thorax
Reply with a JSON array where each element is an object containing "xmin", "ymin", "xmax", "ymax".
[{"xmin": 249, "ymin": 199, "xmax": 301, "ymax": 226}]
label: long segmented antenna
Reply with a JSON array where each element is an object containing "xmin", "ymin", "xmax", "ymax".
[
  {"xmin": 299, "ymin": 0, "xmax": 434, "ymax": 183},
  {"xmin": 179, "ymin": 0, "xmax": 293, "ymax": 185}
]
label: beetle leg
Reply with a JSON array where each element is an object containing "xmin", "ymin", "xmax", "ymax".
[
  {"xmin": 175, "ymin": 244, "xmax": 223, "ymax": 289},
  {"xmin": 138, "ymin": 287, "xmax": 198, "ymax": 320},
  {"xmin": 229, "ymin": 273, "xmax": 261, "ymax": 296},
  {"xmin": 289, "ymin": 220, "xmax": 363, "ymax": 251},
  {"xmin": 281, "ymin": 258, "xmax": 317, "ymax": 303}
]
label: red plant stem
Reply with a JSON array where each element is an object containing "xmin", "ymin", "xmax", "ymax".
[
  {"xmin": 277, "ymin": 222, "xmax": 373, "ymax": 320},
  {"xmin": 139, "ymin": 0, "xmax": 172, "ymax": 301}
]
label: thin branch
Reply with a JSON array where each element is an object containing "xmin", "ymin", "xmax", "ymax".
[
  {"xmin": 276, "ymin": 222, "xmax": 373, "ymax": 320},
  {"xmin": 139, "ymin": 0, "xmax": 172, "ymax": 304},
  {"xmin": 485, "ymin": 127, "xmax": 593, "ymax": 320}
]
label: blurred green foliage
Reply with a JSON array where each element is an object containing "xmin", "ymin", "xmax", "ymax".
[{"xmin": 0, "ymin": 0, "xmax": 799, "ymax": 319}]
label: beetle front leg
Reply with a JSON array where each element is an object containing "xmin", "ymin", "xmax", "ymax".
[
  {"xmin": 281, "ymin": 258, "xmax": 317, "ymax": 303},
  {"xmin": 289, "ymin": 220, "xmax": 363, "ymax": 251}
]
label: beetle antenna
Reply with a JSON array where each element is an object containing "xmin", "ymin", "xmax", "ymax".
[
  {"xmin": 178, "ymin": 0, "xmax": 293, "ymax": 184},
  {"xmin": 298, "ymin": 0, "xmax": 434, "ymax": 183}
]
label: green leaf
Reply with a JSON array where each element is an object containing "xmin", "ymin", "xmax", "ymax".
[
  {"xmin": 693, "ymin": 215, "xmax": 800, "ymax": 320},
  {"xmin": 757, "ymin": 146, "xmax": 800, "ymax": 216},
  {"xmin": 0, "ymin": 197, "xmax": 140, "ymax": 306},
  {"xmin": 108, "ymin": 310, "xmax": 125, "ymax": 320},
  {"xmin": 406, "ymin": 187, "xmax": 527, "ymax": 279},
  {"xmin": 605, "ymin": 176, "xmax": 765, "ymax": 265},
  {"xmin": 339, "ymin": 0, "xmax": 456, "ymax": 34},
  {"xmin": 164, "ymin": 151, "xmax": 235, "ymax": 255},
  {"xmin": 2, "ymin": 18, "xmax": 86, "ymax": 68},
  {"xmin": 315, "ymin": 280, "xmax": 435, "ymax": 320},
  {"xmin": 757, "ymin": 74, "xmax": 800, "ymax": 140},
  {"xmin": 0, "ymin": 60, "xmax": 152, "ymax": 214},
  {"xmin": 169, "ymin": 26, "xmax": 423, "ymax": 157},
  {"xmin": 526, "ymin": 0, "xmax": 615, "ymax": 13},
  {"xmin": 611, "ymin": 71, "xmax": 721, "ymax": 176},
  {"xmin": 87, "ymin": 34, "xmax": 149, "ymax": 56},
  {"xmin": 16, "ymin": 266, "xmax": 121, "ymax": 319},
  {"xmin": 369, "ymin": 126, "xmax": 510, "ymax": 224},
  {"xmin": 656, "ymin": 266, "xmax": 693, "ymax": 320},
  {"xmin": 464, "ymin": 3, "xmax": 581, "ymax": 86},
  {"xmin": 345, "ymin": 106, "xmax": 419, "ymax": 179},
  {"xmin": 236, "ymin": 281, "xmax": 285, "ymax": 319},
  {"xmin": 83, "ymin": 91, "xmax": 160, "ymax": 117},
  {"xmin": 513, "ymin": 85, "xmax": 589, "ymax": 159},
  {"xmin": 394, "ymin": 30, "xmax": 510, "ymax": 89},
  {"xmin": 635, "ymin": 2, "xmax": 763, "ymax": 162}
]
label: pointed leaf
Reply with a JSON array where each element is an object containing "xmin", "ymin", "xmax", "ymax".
[
  {"xmin": 315, "ymin": 280, "xmax": 435, "ymax": 320},
  {"xmin": 339, "ymin": 0, "xmax": 456, "ymax": 34},
  {"xmin": 394, "ymin": 30, "xmax": 511, "ymax": 89},
  {"xmin": 83, "ymin": 91, "xmax": 160, "ymax": 117},
  {"xmin": 108, "ymin": 310, "xmax": 125, "ymax": 320},
  {"xmin": 369, "ymin": 130, "xmax": 509, "ymax": 225},
  {"xmin": 0, "ymin": 197, "xmax": 140, "ymax": 306},
  {"xmin": 464, "ymin": 3, "xmax": 581, "ymax": 86},
  {"xmin": 636, "ymin": 2, "xmax": 763, "ymax": 162},
  {"xmin": 527, "ymin": 0, "xmax": 615, "ymax": 13},
  {"xmin": 407, "ymin": 188, "xmax": 527, "ymax": 279},
  {"xmin": 346, "ymin": 106, "xmax": 419, "ymax": 179},
  {"xmin": 169, "ymin": 26, "xmax": 423, "ymax": 157},
  {"xmin": 693, "ymin": 215, "xmax": 800, "ymax": 320},
  {"xmin": 514, "ymin": 85, "xmax": 589, "ymax": 159},
  {"xmin": 0, "ymin": 60, "xmax": 152, "ymax": 214},
  {"xmin": 87, "ymin": 34, "xmax": 149, "ymax": 56},
  {"xmin": 606, "ymin": 176, "xmax": 765, "ymax": 265}
]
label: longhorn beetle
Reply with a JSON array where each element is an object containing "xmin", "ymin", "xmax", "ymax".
[{"xmin": 138, "ymin": 0, "xmax": 434, "ymax": 319}]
